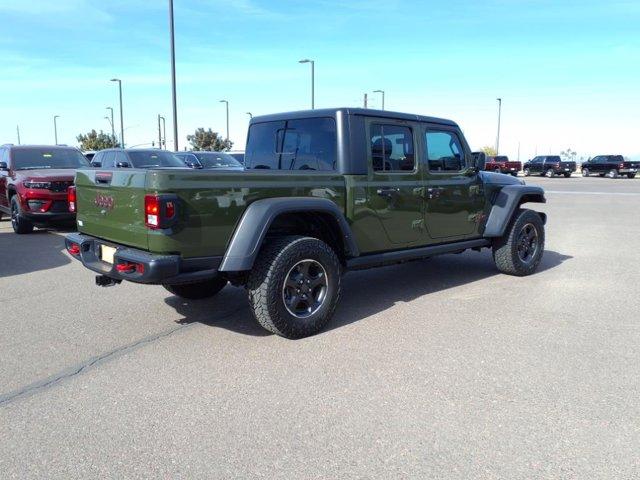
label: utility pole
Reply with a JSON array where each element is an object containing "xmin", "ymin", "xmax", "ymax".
[
  {"xmin": 16, "ymin": 125, "xmax": 21, "ymax": 144},
  {"xmin": 110, "ymin": 79, "xmax": 124, "ymax": 147},
  {"xmin": 169, "ymin": 0, "xmax": 179, "ymax": 151},
  {"xmin": 363, "ymin": 93, "xmax": 368, "ymax": 108},
  {"xmin": 106, "ymin": 107, "xmax": 115, "ymax": 143},
  {"xmin": 495, "ymin": 97, "xmax": 502, "ymax": 154},
  {"xmin": 53, "ymin": 115, "xmax": 60, "ymax": 145},
  {"xmin": 220, "ymin": 100, "xmax": 229, "ymax": 141}
]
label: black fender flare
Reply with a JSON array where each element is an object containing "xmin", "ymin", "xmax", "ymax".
[
  {"xmin": 483, "ymin": 185, "xmax": 546, "ymax": 237},
  {"xmin": 219, "ymin": 197, "xmax": 359, "ymax": 272}
]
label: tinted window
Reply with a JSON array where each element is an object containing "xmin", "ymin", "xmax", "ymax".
[
  {"xmin": 12, "ymin": 148, "xmax": 89, "ymax": 170},
  {"xmin": 494, "ymin": 156, "xmax": 509, "ymax": 162},
  {"xmin": 114, "ymin": 151, "xmax": 130, "ymax": 167},
  {"xmin": 370, "ymin": 124, "xmax": 415, "ymax": 172},
  {"xmin": 245, "ymin": 118, "xmax": 336, "ymax": 171},
  {"xmin": 547, "ymin": 156, "xmax": 561, "ymax": 162},
  {"xmin": 425, "ymin": 131, "xmax": 465, "ymax": 172},
  {"xmin": 607, "ymin": 155, "xmax": 624, "ymax": 162},
  {"xmin": 193, "ymin": 152, "xmax": 242, "ymax": 169},
  {"xmin": 102, "ymin": 151, "xmax": 116, "ymax": 168},
  {"xmin": 127, "ymin": 150, "xmax": 184, "ymax": 168}
]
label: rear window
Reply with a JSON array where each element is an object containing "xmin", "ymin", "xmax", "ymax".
[
  {"xmin": 245, "ymin": 118, "xmax": 337, "ymax": 171},
  {"xmin": 127, "ymin": 150, "xmax": 184, "ymax": 168},
  {"xmin": 12, "ymin": 148, "xmax": 89, "ymax": 170},
  {"xmin": 494, "ymin": 156, "xmax": 509, "ymax": 162},
  {"xmin": 607, "ymin": 155, "xmax": 624, "ymax": 162}
]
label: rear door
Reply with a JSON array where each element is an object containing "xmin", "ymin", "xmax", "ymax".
[
  {"xmin": 423, "ymin": 127, "xmax": 485, "ymax": 240},
  {"xmin": 364, "ymin": 119, "xmax": 425, "ymax": 247}
]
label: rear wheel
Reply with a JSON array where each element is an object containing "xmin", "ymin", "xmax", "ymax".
[
  {"xmin": 10, "ymin": 196, "xmax": 34, "ymax": 234},
  {"xmin": 163, "ymin": 277, "xmax": 227, "ymax": 299},
  {"xmin": 563, "ymin": 172, "xmax": 571, "ymax": 178},
  {"xmin": 523, "ymin": 168, "xmax": 530, "ymax": 177},
  {"xmin": 247, "ymin": 236, "xmax": 342, "ymax": 339},
  {"xmin": 627, "ymin": 173, "xmax": 636, "ymax": 179},
  {"xmin": 607, "ymin": 169, "xmax": 619, "ymax": 179},
  {"xmin": 582, "ymin": 168, "xmax": 589, "ymax": 177},
  {"xmin": 492, "ymin": 209, "xmax": 545, "ymax": 276},
  {"xmin": 545, "ymin": 169, "xmax": 554, "ymax": 178}
]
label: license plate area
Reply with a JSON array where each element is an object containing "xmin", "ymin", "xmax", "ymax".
[{"xmin": 100, "ymin": 245, "xmax": 117, "ymax": 264}]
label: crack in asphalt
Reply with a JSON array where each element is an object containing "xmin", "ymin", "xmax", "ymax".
[{"xmin": 0, "ymin": 304, "xmax": 248, "ymax": 407}]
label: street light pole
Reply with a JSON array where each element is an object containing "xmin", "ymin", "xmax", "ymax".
[
  {"xmin": 298, "ymin": 59, "xmax": 315, "ymax": 109},
  {"xmin": 110, "ymin": 79, "xmax": 124, "ymax": 147},
  {"xmin": 363, "ymin": 93, "xmax": 368, "ymax": 108},
  {"xmin": 169, "ymin": 0, "xmax": 179, "ymax": 151},
  {"xmin": 16, "ymin": 125, "xmax": 21, "ymax": 144},
  {"xmin": 246, "ymin": 112, "xmax": 253, "ymax": 119},
  {"xmin": 157, "ymin": 114, "xmax": 163, "ymax": 149},
  {"xmin": 53, "ymin": 115, "xmax": 60, "ymax": 145},
  {"xmin": 219, "ymin": 100, "xmax": 229, "ymax": 141},
  {"xmin": 373, "ymin": 89, "xmax": 385, "ymax": 110},
  {"xmin": 161, "ymin": 116, "xmax": 166, "ymax": 148},
  {"xmin": 496, "ymin": 97, "xmax": 502, "ymax": 154}
]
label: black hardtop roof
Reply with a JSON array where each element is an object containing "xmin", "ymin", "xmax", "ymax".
[
  {"xmin": 5, "ymin": 144, "xmax": 80, "ymax": 150},
  {"xmin": 250, "ymin": 108, "xmax": 457, "ymax": 127}
]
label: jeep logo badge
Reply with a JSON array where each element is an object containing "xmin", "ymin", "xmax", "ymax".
[{"xmin": 95, "ymin": 194, "xmax": 115, "ymax": 210}]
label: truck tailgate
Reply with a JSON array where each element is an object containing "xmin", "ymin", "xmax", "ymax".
[{"xmin": 75, "ymin": 169, "xmax": 149, "ymax": 251}]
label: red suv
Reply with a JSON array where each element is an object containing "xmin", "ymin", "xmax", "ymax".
[{"xmin": 0, "ymin": 144, "xmax": 89, "ymax": 234}]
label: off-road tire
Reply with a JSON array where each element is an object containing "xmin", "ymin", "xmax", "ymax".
[
  {"xmin": 11, "ymin": 196, "xmax": 34, "ymax": 234},
  {"xmin": 163, "ymin": 277, "xmax": 227, "ymax": 299},
  {"xmin": 247, "ymin": 236, "xmax": 342, "ymax": 339},
  {"xmin": 492, "ymin": 208, "xmax": 545, "ymax": 276}
]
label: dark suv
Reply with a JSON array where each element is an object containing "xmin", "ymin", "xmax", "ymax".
[
  {"xmin": 0, "ymin": 144, "xmax": 90, "ymax": 233},
  {"xmin": 523, "ymin": 156, "xmax": 576, "ymax": 178},
  {"xmin": 90, "ymin": 148, "xmax": 186, "ymax": 169}
]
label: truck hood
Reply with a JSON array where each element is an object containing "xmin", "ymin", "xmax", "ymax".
[
  {"xmin": 15, "ymin": 168, "xmax": 78, "ymax": 182},
  {"xmin": 479, "ymin": 171, "xmax": 524, "ymax": 186}
]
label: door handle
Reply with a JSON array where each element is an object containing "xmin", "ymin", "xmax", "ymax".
[
  {"xmin": 427, "ymin": 187, "xmax": 443, "ymax": 199},
  {"xmin": 376, "ymin": 187, "xmax": 400, "ymax": 198}
]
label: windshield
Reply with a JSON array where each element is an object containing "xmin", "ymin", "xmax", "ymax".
[
  {"xmin": 127, "ymin": 150, "xmax": 185, "ymax": 168},
  {"xmin": 13, "ymin": 148, "xmax": 89, "ymax": 170},
  {"xmin": 193, "ymin": 152, "xmax": 243, "ymax": 169}
]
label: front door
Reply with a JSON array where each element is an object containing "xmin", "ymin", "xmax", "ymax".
[
  {"xmin": 365, "ymin": 120, "xmax": 425, "ymax": 247},
  {"xmin": 423, "ymin": 128, "xmax": 484, "ymax": 240}
]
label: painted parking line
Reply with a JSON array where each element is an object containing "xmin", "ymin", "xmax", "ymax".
[{"xmin": 545, "ymin": 190, "xmax": 640, "ymax": 196}]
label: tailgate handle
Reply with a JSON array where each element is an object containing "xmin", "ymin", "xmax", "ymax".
[{"xmin": 95, "ymin": 172, "xmax": 113, "ymax": 184}]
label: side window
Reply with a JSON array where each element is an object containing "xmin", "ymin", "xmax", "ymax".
[
  {"xmin": 369, "ymin": 124, "xmax": 415, "ymax": 172},
  {"xmin": 425, "ymin": 130, "xmax": 465, "ymax": 172},
  {"xmin": 245, "ymin": 121, "xmax": 285, "ymax": 169}
]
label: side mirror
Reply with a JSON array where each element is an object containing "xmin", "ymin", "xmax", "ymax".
[
  {"xmin": 0, "ymin": 161, "xmax": 8, "ymax": 171},
  {"xmin": 115, "ymin": 161, "xmax": 131, "ymax": 168},
  {"xmin": 471, "ymin": 152, "xmax": 486, "ymax": 171}
]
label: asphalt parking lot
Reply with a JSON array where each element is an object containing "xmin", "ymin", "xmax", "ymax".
[{"xmin": 1, "ymin": 175, "xmax": 639, "ymax": 479}]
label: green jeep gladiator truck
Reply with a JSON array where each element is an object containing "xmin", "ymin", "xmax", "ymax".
[{"xmin": 66, "ymin": 108, "xmax": 547, "ymax": 338}]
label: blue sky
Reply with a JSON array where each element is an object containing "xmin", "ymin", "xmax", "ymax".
[{"xmin": 1, "ymin": 0, "xmax": 639, "ymax": 160}]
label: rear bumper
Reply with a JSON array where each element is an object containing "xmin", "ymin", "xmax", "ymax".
[
  {"xmin": 65, "ymin": 232, "xmax": 222, "ymax": 285},
  {"xmin": 619, "ymin": 169, "xmax": 637, "ymax": 174},
  {"xmin": 23, "ymin": 211, "xmax": 75, "ymax": 223}
]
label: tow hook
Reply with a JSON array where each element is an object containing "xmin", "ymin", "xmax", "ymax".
[{"xmin": 95, "ymin": 275, "xmax": 122, "ymax": 287}]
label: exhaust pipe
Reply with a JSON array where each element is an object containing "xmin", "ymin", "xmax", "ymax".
[{"xmin": 95, "ymin": 275, "xmax": 122, "ymax": 287}]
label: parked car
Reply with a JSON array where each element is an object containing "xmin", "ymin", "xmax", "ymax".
[
  {"xmin": 227, "ymin": 150, "xmax": 245, "ymax": 164},
  {"xmin": 484, "ymin": 155, "xmax": 521, "ymax": 176},
  {"xmin": 0, "ymin": 144, "xmax": 90, "ymax": 233},
  {"xmin": 581, "ymin": 155, "xmax": 639, "ymax": 179},
  {"xmin": 66, "ymin": 108, "xmax": 547, "ymax": 339},
  {"xmin": 175, "ymin": 151, "xmax": 244, "ymax": 170},
  {"xmin": 523, "ymin": 156, "xmax": 576, "ymax": 177},
  {"xmin": 90, "ymin": 148, "xmax": 186, "ymax": 169}
]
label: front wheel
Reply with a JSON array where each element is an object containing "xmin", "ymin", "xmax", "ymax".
[
  {"xmin": 492, "ymin": 209, "xmax": 545, "ymax": 276},
  {"xmin": 247, "ymin": 236, "xmax": 342, "ymax": 339},
  {"xmin": 563, "ymin": 173, "xmax": 571, "ymax": 178},
  {"xmin": 163, "ymin": 277, "xmax": 227, "ymax": 299},
  {"xmin": 11, "ymin": 196, "xmax": 34, "ymax": 234}
]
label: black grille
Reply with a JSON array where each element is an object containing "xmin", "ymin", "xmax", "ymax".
[{"xmin": 50, "ymin": 181, "xmax": 73, "ymax": 193}]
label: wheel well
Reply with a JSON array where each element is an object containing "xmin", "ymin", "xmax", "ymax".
[
  {"xmin": 265, "ymin": 211, "xmax": 347, "ymax": 263},
  {"xmin": 518, "ymin": 193, "xmax": 544, "ymax": 208}
]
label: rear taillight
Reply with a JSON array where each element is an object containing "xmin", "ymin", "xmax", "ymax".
[
  {"xmin": 144, "ymin": 194, "xmax": 178, "ymax": 230},
  {"xmin": 67, "ymin": 242, "xmax": 81, "ymax": 256},
  {"xmin": 68, "ymin": 186, "xmax": 76, "ymax": 213},
  {"xmin": 115, "ymin": 261, "xmax": 144, "ymax": 274}
]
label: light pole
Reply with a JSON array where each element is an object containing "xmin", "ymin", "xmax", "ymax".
[
  {"xmin": 298, "ymin": 59, "xmax": 315, "ymax": 109},
  {"xmin": 219, "ymin": 100, "xmax": 229, "ymax": 141},
  {"xmin": 373, "ymin": 89, "xmax": 385, "ymax": 110},
  {"xmin": 495, "ymin": 97, "xmax": 502, "ymax": 154},
  {"xmin": 106, "ymin": 107, "xmax": 115, "ymax": 143},
  {"xmin": 16, "ymin": 125, "xmax": 21, "ymax": 144},
  {"xmin": 363, "ymin": 93, "xmax": 368, "ymax": 108},
  {"xmin": 110, "ymin": 79, "xmax": 124, "ymax": 147},
  {"xmin": 169, "ymin": 0, "xmax": 179, "ymax": 151},
  {"xmin": 53, "ymin": 115, "xmax": 60, "ymax": 145},
  {"xmin": 246, "ymin": 112, "xmax": 253, "ymax": 119},
  {"xmin": 157, "ymin": 115, "xmax": 163, "ymax": 149},
  {"xmin": 157, "ymin": 115, "xmax": 166, "ymax": 149}
]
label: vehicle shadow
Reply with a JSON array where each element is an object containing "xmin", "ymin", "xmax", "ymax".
[
  {"xmin": 0, "ymin": 229, "xmax": 72, "ymax": 279},
  {"xmin": 164, "ymin": 249, "xmax": 572, "ymax": 337}
]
